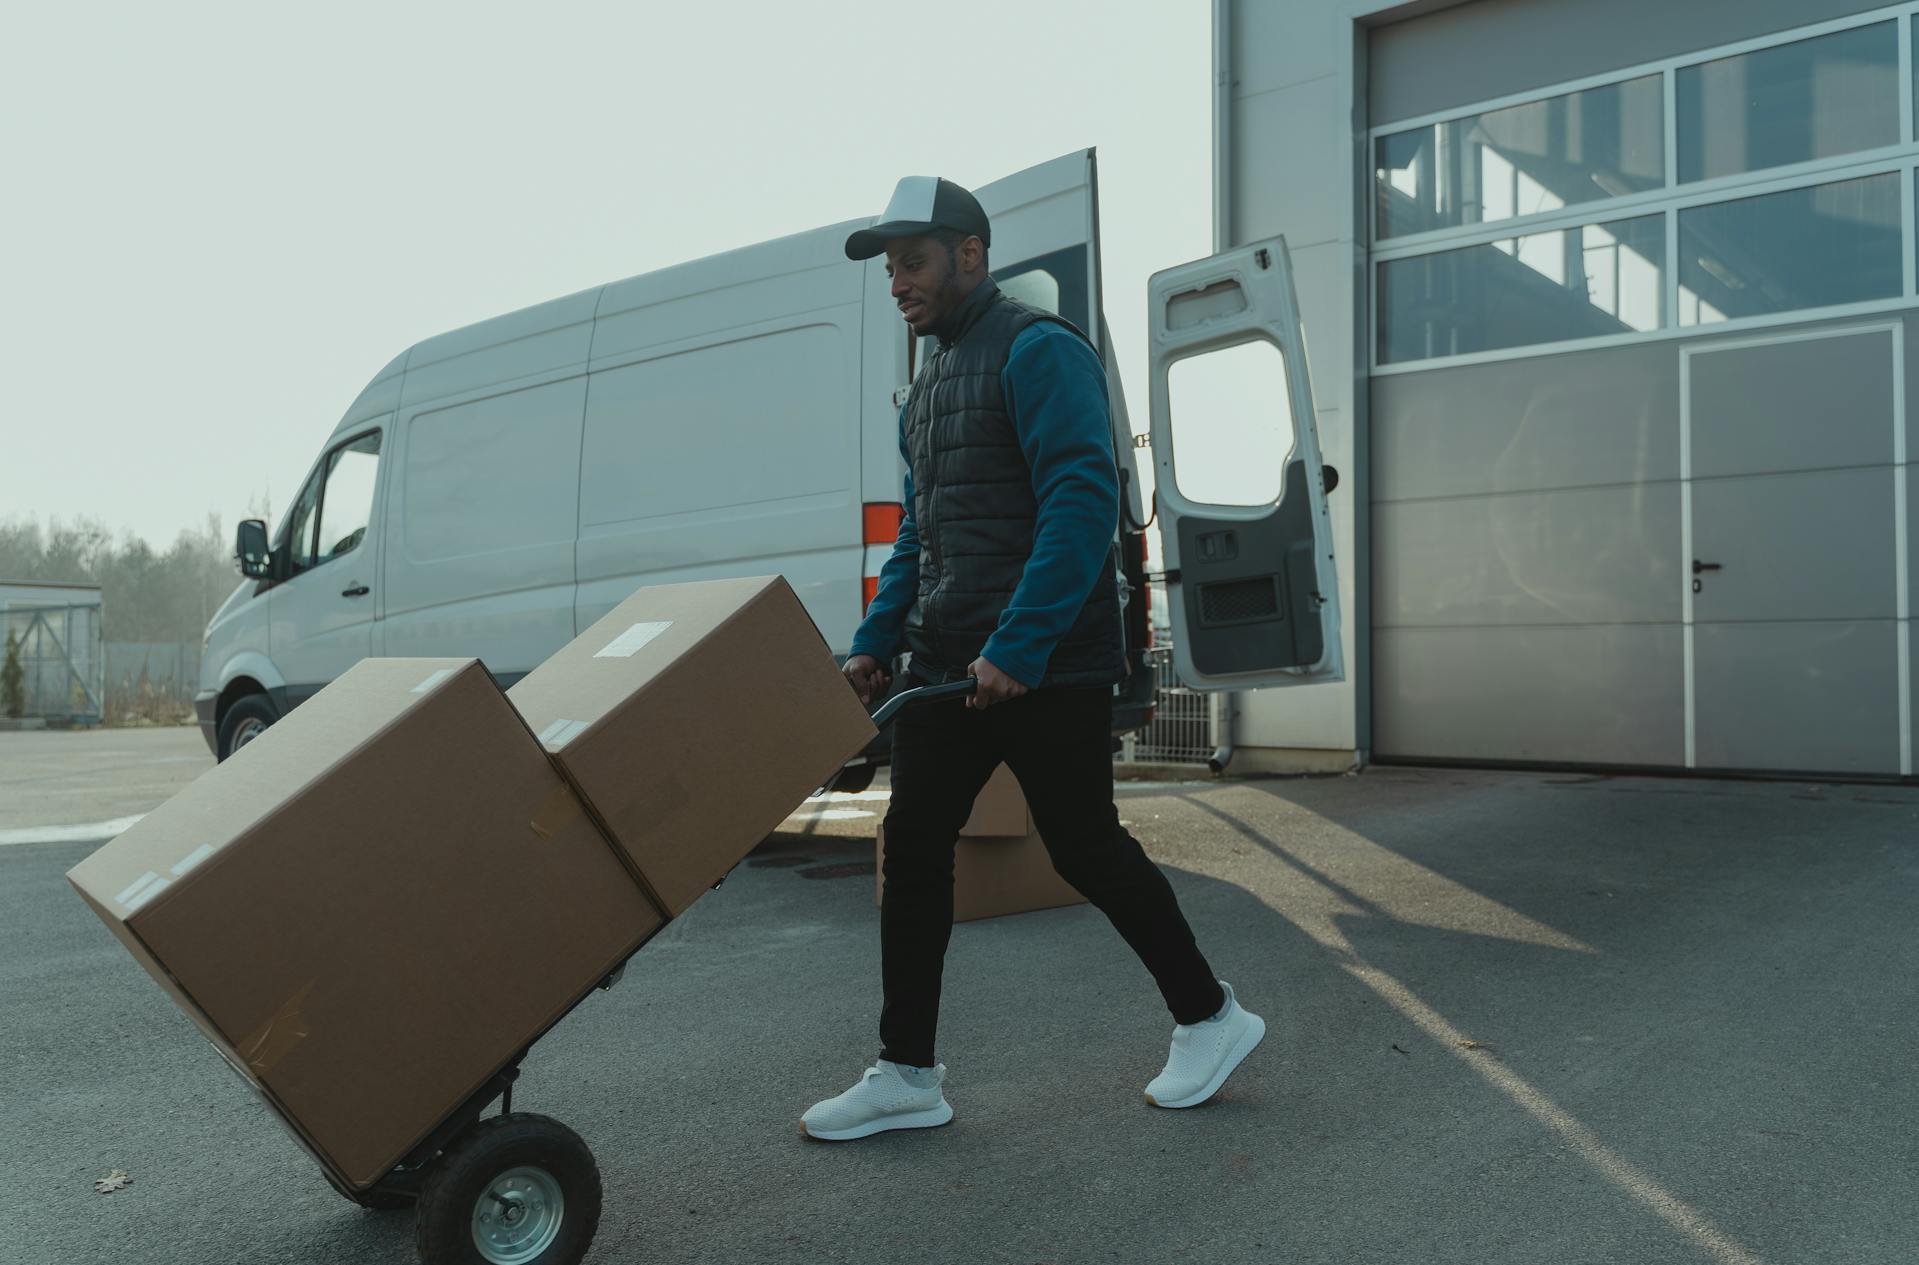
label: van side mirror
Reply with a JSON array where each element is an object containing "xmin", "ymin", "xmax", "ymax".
[{"xmin": 236, "ymin": 519, "xmax": 272, "ymax": 578}]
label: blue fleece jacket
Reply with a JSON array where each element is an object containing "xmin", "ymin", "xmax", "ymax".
[{"xmin": 849, "ymin": 321, "xmax": 1120, "ymax": 687}]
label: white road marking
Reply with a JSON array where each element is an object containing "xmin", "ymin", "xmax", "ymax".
[
  {"xmin": 0, "ymin": 814, "xmax": 147, "ymax": 847},
  {"xmin": 786, "ymin": 808, "xmax": 878, "ymax": 822}
]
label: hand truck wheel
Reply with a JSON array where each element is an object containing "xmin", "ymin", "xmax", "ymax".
[{"xmin": 414, "ymin": 1112, "xmax": 602, "ymax": 1265}]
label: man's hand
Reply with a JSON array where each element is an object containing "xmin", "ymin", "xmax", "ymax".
[
  {"xmin": 843, "ymin": 654, "xmax": 891, "ymax": 706},
  {"xmin": 967, "ymin": 657, "xmax": 1029, "ymax": 710}
]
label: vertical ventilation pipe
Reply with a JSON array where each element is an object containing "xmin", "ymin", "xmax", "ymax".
[{"xmin": 1208, "ymin": 0, "xmax": 1237, "ymax": 774}]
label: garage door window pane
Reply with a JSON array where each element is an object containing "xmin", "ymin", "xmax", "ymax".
[
  {"xmin": 1167, "ymin": 341, "xmax": 1293, "ymax": 507},
  {"xmin": 1376, "ymin": 75, "xmax": 1663, "ymax": 240},
  {"xmin": 1677, "ymin": 22, "xmax": 1899, "ymax": 184},
  {"xmin": 1377, "ymin": 214, "xmax": 1664, "ymax": 364},
  {"xmin": 1677, "ymin": 173, "xmax": 1900, "ymax": 326}
]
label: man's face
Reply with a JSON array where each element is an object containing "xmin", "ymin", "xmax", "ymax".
[{"xmin": 885, "ymin": 236, "xmax": 963, "ymax": 337}]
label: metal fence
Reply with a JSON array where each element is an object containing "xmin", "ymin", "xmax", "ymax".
[
  {"xmin": 1118, "ymin": 645, "xmax": 1221, "ymax": 767},
  {"xmin": 1, "ymin": 603, "xmax": 104, "ymax": 723},
  {"xmin": 103, "ymin": 642, "xmax": 201, "ymax": 724}
]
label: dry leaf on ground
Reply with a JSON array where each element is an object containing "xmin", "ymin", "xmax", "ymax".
[{"xmin": 93, "ymin": 1169, "xmax": 133, "ymax": 1194}]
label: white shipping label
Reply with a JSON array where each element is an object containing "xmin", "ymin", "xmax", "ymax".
[
  {"xmin": 410, "ymin": 668, "xmax": 457, "ymax": 694},
  {"xmin": 115, "ymin": 871, "xmax": 162, "ymax": 909},
  {"xmin": 536, "ymin": 718, "xmax": 591, "ymax": 750},
  {"xmin": 594, "ymin": 621, "xmax": 672, "ymax": 659},
  {"xmin": 170, "ymin": 843, "xmax": 216, "ymax": 877},
  {"xmin": 123, "ymin": 875, "xmax": 172, "ymax": 914}
]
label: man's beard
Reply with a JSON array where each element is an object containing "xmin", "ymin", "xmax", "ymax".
[{"xmin": 924, "ymin": 271, "xmax": 967, "ymax": 341}]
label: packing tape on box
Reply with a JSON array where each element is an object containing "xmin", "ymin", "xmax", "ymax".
[
  {"xmin": 115, "ymin": 871, "xmax": 162, "ymax": 909},
  {"xmin": 535, "ymin": 717, "xmax": 590, "ymax": 750},
  {"xmin": 239, "ymin": 981, "xmax": 314, "ymax": 1076},
  {"xmin": 170, "ymin": 843, "xmax": 215, "ymax": 877},
  {"xmin": 593, "ymin": 620, "xmax": 672, "ymax": 659},
  {"xmin": 122, "ymin": 874, "xmax": 172, "ymax": 913},
  {"xmin": 529, "ymin": 782, "xmax": 585, "ymax": 840},
  {"xmin": 410, "ymin": 668, "xmax": 456, "ymax": 694}
]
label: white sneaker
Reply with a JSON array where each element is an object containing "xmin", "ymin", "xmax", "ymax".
[
  {"xmin": 1144, "ymin": 981, "xmax": 1265, "ymax": 1109},
  {"xmin": 801, "ymin": 1060, "xmax": 955, "ymax": 1141}
]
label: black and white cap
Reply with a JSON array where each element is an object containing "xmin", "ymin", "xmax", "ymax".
[{"xmin": 843, "ymin": 176, "xmax": 992, "ymax": 260}]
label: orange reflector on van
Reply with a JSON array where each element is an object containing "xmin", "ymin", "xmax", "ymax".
[
  {"xmin": 863, "ymin": 503, "xmax": 904, "ymax": 545},
  {"xmin": 863, "ymin": 575, "xmax": 881, "ymax": 611}
]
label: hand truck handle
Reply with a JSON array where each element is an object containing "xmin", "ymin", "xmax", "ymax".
[{"xmin": 869, "ymin": 678, "xmax": 977, "ymax": 729}]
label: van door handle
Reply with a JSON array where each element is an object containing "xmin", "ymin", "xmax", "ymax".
[
  {"xmin": 1691, "ymin": 560, "xmax": 1722, "ymax": 575},
  {"xmin": 341, "ymin": 584, "xmax": 370, "ymax": 597}
]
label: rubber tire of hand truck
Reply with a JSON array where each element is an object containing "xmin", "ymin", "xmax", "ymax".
[{"xmin": 414, "ymin": 1113, "xmax": 602, "ymax": 1265}]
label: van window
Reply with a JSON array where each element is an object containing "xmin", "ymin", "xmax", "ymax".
[
  {"xmin": 995, "ymin": 245, "xmax": 1090, "ymax": 332},
  {"xmin": 316, "ymin": 432, "xmax": 381, "ymax": 562},
  {"xmin": 282, "ymin": 471, "xmax": 322, "ymax": 575}
]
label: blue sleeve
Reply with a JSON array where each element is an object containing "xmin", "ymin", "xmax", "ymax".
[
  {"xmin": 981, "ymin": 323, "xmax": 1119, "ymax": 687},
  {"xmin": 847, "ymin": 405, "xmax": 920, "ymax": 663}
]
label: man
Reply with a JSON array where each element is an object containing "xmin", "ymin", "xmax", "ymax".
[{"xmin": 801, "ymin": 176, "xmax": 1264, "ymax": 1142}]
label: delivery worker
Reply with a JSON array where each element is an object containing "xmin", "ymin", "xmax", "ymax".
[{"xmin": 801, "ymin": 176, "xmax": 1264, "ymax": 1141}]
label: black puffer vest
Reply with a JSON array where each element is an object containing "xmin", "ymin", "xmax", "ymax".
[{"xmin": 901, "ymin": 278, "xmax": 1124, "ymax": 688}]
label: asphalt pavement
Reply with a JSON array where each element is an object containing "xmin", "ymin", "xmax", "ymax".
[{"xmin": 3, "ymin": 728, "xmax": 1916, "ymax": 1264}]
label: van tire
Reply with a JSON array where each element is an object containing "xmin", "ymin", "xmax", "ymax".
[{"xmin": 217, "ymin": 695, "xmax": 277, "ymax": 762}]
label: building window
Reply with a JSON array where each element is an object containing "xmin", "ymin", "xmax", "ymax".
[
  {"xmin": 1378, "ymin": 215, "xmax": 1663, "ymax": 364},
  {"xmin": 1375, "ymin": 75, "xmax": 1663, "ymax": 240},
  {"xmin": 1677, "ymin": 22, "xmax": 1900, "ymax": 185},
  {"xmin": 1678, "ymin": 173, "xmax": 1901, "ymax": 326},
  {"xmin": 1372, "ymin": 11, "xmax": 1918, "ymax": 369}
]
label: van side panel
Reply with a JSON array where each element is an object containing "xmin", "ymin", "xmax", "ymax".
[
  {"xmin": 399, "ymin": 291, "xmax": 601, "ymax": 407},
  {"xmin": 574, "ymin": 312, "xmax": 863, "ymax": 648},
  {"xmin": 380, "ymin": 375, "xmax": 587, "ymax": 675},
  {"xmin": 860, "ymin": 256, "xmax": 911, "ymax": 506},
  {"xmin": 576, "ymin": 230, "xmax": 865, "ymax": 651}
]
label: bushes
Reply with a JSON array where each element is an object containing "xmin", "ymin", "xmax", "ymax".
[
  {"xmin": 1, "ymin": 630, "xmax": 22, "ymax": 719},
  {"xmin": 0, "ymin": 514, "xmax": 239, "ymax": 644}
]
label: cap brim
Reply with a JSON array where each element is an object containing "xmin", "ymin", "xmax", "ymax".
[{"xmin": 844, "ymin": 220, "xmax": 941, "ymax": 260}]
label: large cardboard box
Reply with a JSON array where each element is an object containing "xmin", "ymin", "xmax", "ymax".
[
  {"xmin": 875, "ymin": 772, "xmax": 1087, "ymax": 922},
  {"xmin": 508, "ymin": 575, "xmax": 877, "ymax": 916},
  {"xmin": 960, "ymin": 764, "xmax": 1030, "ymax": 837},
  {"xmin": 68, "ymin": 659, "xmax": 660, "ymax": 1191}
]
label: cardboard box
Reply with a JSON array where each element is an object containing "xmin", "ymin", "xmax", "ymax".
[
  {"xmin": 508, "ymin": 575, "xmax": 877, "ymax": 916},
  {"xmin": 961, "ymin": 763, "xmax": 1031, "ymax": 837},
  {"xmin": 875, "ymin": 793, "xmax": 1088, "ymax": 924},
  {"xmin": 68, "ymin": 659, "xmax": 660, "ymax": 1191}
]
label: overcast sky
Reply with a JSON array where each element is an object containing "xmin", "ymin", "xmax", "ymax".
[{"xmin": 2, "ymin": 0, "xmax": 1214, "ymax": 550}]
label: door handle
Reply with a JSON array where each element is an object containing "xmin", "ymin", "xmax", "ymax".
[
  {"xmin": 341, "ymin": 584, "xmax": 370, "ymax": 597},
  {"xmin": 1691, "ymin": 560, "xmax": 1722, "ymax": 575}
]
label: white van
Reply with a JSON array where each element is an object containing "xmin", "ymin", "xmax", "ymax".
[{"xmin": 196, "ymin": 150, "xmax": 1345, "ymax": 765}]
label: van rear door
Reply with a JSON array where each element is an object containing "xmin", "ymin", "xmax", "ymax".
[
  {"xmin": 977, "ymin": 149, "xmax": 1148, "ymax": 527},
  {"xmin": 971, "ymin": 149, "xmax": 1153, "ymax": 720},
  {"xmin": 1147, "ymin": 237, "xmax": 1344, "ymax": 691}
]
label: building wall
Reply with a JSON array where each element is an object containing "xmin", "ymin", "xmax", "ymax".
[
  {"xmin": 1371, "ymin": 311, "xmax": 1915, "ymax": 771},
  {"xmin": 1218, "ymin": 0, "xmax": 1371, "ymax": 760},
  {"xmin": 1222, "ymin": 0, "xmax": 1917, "ymax": 775}
]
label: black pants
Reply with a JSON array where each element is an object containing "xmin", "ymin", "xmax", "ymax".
[{"xmin": 879, "ymin": 684, "xmax": 1225, "ymax": 1068}]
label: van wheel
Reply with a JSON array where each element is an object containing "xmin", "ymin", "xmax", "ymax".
[{"xmin": 216, "ymin": 695, "xmax": 277, "ymax": 762}]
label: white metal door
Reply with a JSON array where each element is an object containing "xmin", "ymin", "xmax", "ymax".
[{"xmin": 1147, "ymin": 237, "xmax": 1343, "ymax": 691}]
